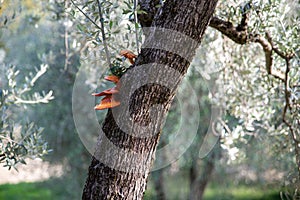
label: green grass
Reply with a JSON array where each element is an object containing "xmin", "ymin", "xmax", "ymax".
[
  {"xmin": 203, "ymin": 185, "xmax": 280, "ymax": 200},
  {"xmin": 0, "ymin": 181, "xmax": 280, "ymax": 200},
  {"xmin": 0, "ymin": 182, "xmax": 53, "ymax": 200},
  {"xmin": 0, "ymin": 179, "xmax": 83, "ymax": 200}
]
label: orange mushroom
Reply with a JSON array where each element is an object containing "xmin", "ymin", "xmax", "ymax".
[
  {"xmin": 93, "ymin": 75, "xmax": 121, "ymax": 110},
  {"xmin": 104, "ymin": 75, "xmax": 120, "ymax": 84},
  {"xmin": 92, "ymin": 87, "xmax": 119, "ymax": 96},
  {"xmin": 120, "ymin": 50, "xmax": 137, "ymax": 65},
  {"xmin": 94, "ymin": 95, "xmax": 120, "ymax": 110},
  {"xmin": 93, "ymin": 53, "xmax": 136, "ymax": 111}
]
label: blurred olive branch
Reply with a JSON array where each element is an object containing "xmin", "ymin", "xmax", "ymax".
[{"xmin": 0, "ymin": 65, "xmax": 53, "ymax": 170}]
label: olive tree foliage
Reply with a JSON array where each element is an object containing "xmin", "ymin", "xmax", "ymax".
[
  {"xmin": 1, "ymin": 0, "xmax": 91, "ymax": 197},
  {"xmin": 0, "ymin": 1, "xmax": 53, "ymax": 170},
  {"xmin": 207, "ymin": 0, "xmax": 300, "ymax": 197},
  {"xmin": 0, "ymin": 65, "xmax": 53, "ymax": 170},
  {"xmin": 67, "ymin": 0, "xmax": 143, "ymax": 88}
]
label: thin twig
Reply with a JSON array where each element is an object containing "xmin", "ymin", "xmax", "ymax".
[
  {"xmin": 70, "ymin": 0, "xmax": 102, "ymax": 31},
  {"xmin": 0, "ymin": 135, "xmax": 18, "ymax": 144},
  {"xmin": 282, "ymin": 57, "xmax": 300, "ymax": 180},
  {"xmin": 96, "ymin": 0, "xmax": 111, "ymax": 67},
  {"xmin": 71, "ymin": 0, "xmax": 112, "ymax": 67},
  {"xmin": 282, "ymin": 60, "xmax": 291, "ymax": 128},
  {"xmin": 266, "ymin": 32, "xmax": 289, "ymax": 59},
  {"xmin": 217, "ymin": 118, "xmax": 232, "ymax": 135},
  {"xmin": 211, "ymin": 118, "xmax": 232, "ymax": 137},
  {"xmin": 134, "ymin": 0, "xmax": 140, "ymax": 53},
  {"xmin": 282, "ymin": 58, "xmax": 298, "ymax": 143},
  {"xmin": 64, "ymin": 23, "xmax": 70, "ymax": 71},
  {"xmin": 64, "ymin": 0, "xmax": 70, "ymax": 71}
]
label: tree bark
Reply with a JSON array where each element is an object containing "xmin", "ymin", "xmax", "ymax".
[{"xmin": 82, "ymin": 0, "xmax": 218, "ymax": 199}]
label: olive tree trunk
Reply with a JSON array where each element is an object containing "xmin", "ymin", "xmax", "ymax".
[
  {"xmin": 82, "ymin": 0, "xmax": 218, "ymax": 199},
  {"xmin": 189, "ymin": 144, "xmax": 221, "ymax": 200}
]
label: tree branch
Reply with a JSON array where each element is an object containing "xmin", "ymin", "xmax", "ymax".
[
  {"xmin": 209, "ymin": 16, "xmax": 248, "ymax": 45},
  {"xmin": 253, "ymin": 34, "xmax": 286, "ymax": 81},
  {"xmin": 282, "ymin": 57, "xmax": 300, "ymax": 180},
  {"xmin": 70, "ymin": 0, "xmax": 102, "ymax": 31},
  {"xmin": 265, "ymin": 32, "xmax": 295, "ymax": 60},
  {"xmin": 236, "ymin": 13, "xmax": 250, "ymax": 32},
  {"xmin": 96, "ymin": 0, "xmax": 111, "ymax": 66},
  {"xmin": 209, "ymin": 15, "xmax": 293, "ymax": 82},
  {"xmin": 134, "ymin": 0, "xmax": 140, "ymax": 53}
]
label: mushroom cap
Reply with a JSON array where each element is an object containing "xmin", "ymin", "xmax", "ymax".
[
  {"xmin": 94, "ymin": 95, "xmax": 120, "ymax": 110},
  {"xmin": 120, "ymin": 50, "xmax": 137, "ymax": 59},
  {"xmin": 104, "ymin": 75, "xmax": 120, "ymax": 84},
  {"xmin": 92, "ymin": 87, "xmax": 119, "ymax": 96}
]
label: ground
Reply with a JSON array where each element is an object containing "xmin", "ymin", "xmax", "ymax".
[{"xmin": 0, "ymin": 158, "xmax": 62, "ymax": 184}]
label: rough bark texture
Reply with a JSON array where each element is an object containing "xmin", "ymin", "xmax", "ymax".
[{"xmin": 82, "ymin": 0, "xmax": 218, "ymax": 199}]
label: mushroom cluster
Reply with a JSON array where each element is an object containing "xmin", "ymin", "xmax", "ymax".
[{"xmin": 93, "ymin": 50, "xmax": 137, "ymax": 110}]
